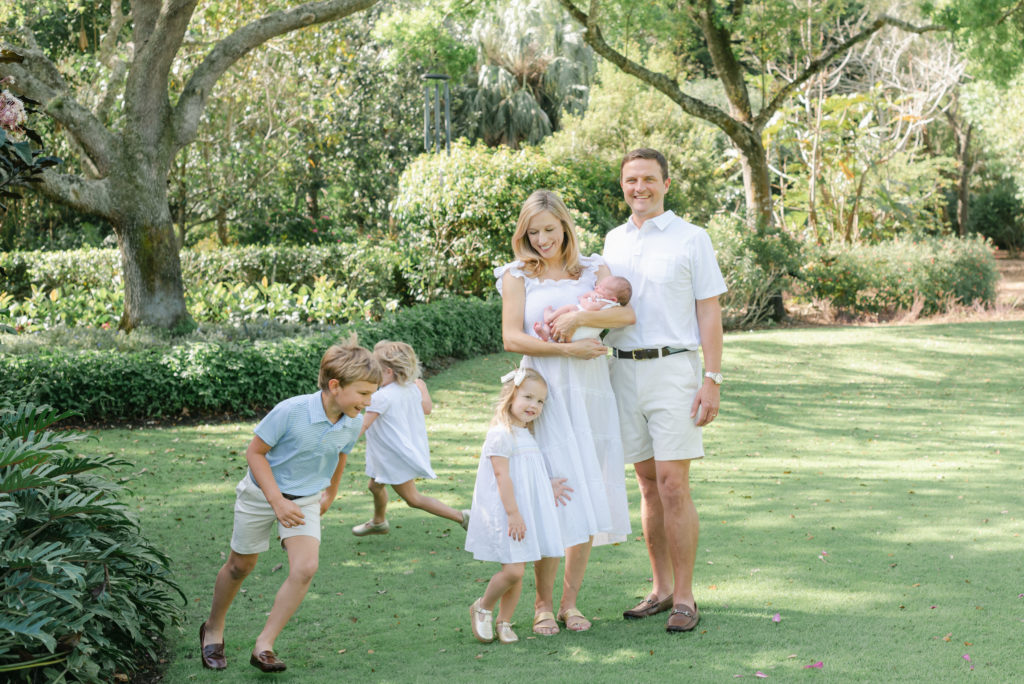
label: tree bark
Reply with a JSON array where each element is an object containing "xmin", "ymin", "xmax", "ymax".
[{"xmin": 0, "ymin": 0, "xmax": 379, "ymax": 330}]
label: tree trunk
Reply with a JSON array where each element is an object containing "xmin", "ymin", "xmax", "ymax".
[
  {"xmin": 111, "ymin": 171, "xmax": 191, "ymax": 331},
  {"xmin": 738, "ymin": 136, "xmax": 775, "ymax": 230}
]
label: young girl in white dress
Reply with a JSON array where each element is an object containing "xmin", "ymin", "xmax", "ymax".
[
  {"xmin": 466, "ymin": 367, "xmax": 569, "ymax": 644},
  {"xmin": 351, "ymin": 341, "xmax": 469, "ymax": 536}
]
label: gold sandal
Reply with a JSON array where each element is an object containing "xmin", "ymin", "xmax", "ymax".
[
  {"xmin": 470, "ymin": 598, "xmax": 493, "ymax": 643},
  {"xmin": 557, "ymin": 607, "xmax": 592, "ymax": 632},
  {"xmin": 496, "ymin": 621, "xmax": 518, "ymax": 644},
  {"xmin": 532, "ymin": 611, "xmax": 560, "ymax": 636}
]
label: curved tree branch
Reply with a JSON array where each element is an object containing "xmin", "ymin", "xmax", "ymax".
[
  {"xmin": 0, "ymin": 46, "xmax": 116, "ymax": 176},
  {"xmin": 173, "ymin": 0, "xmax": 379, "ymax": 150},
  {"xmin": 36, "ymin": 171, "xmax": 114, "ymax": 220},
  {"xmin": 557, "ymin": 0, "xmax": 752, "ymax": 145},
  {"xmin": 755, "ymin": 16, "xmax": 947, "ymax": 129}
]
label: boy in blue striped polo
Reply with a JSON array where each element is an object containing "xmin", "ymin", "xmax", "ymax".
[{"xmin": 200, "ymin": 336, "xmax": 382, "ymax": 673}]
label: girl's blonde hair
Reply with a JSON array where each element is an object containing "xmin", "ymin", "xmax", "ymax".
[
  {"xmin": 373, "ymin": 340, "xmax": 421, "ymax": 385},
  {"xmin": 492, "ymin": 368, "xmax": 548, "ymax": 433},
  {"xmin": 319, "ymin": 333, "xmax": 383, "ymax": 390},
  {"xmin": 511, "ymin": 190, "xmax": 582, "ymax": 279}
]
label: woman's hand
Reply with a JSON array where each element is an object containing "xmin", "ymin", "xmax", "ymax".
[
  {"xmin": 563, "ymin": 338, "xmax": 606, "ymax": 359},
  {"xmin": 550, "ymin": 310, "xmax": 581, "ymax": 341}
]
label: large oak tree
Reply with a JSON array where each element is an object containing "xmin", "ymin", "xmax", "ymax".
[
  {"xmin": 0, "ymin": 0, "xmax": 377, "ymax": 330},
  {"xmin": 554, "ymin": 1, "xmax": 946, "ymax": 229}
]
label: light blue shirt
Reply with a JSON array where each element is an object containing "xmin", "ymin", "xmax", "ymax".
[{"xmin": 250, "ymin": 391, "xmax": 361, "ymax": 497}]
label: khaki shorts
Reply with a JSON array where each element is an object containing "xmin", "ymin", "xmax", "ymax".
[
  {"xmin": 230, "ymin": 476, "xmax": 322, "ymax": 554},
  {"xmin": 609, "ymin": 350, "xmax": 705, "ymax": 464}
]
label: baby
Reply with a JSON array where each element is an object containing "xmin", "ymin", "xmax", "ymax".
[{"xmin": 534, "ymin": 275, "xmax": 632, "ymax": 342}]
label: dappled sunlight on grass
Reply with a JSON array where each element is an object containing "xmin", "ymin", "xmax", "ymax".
[{"xmin": 76, "ymin": 323, "xmax": 1024, "ymax": 681}]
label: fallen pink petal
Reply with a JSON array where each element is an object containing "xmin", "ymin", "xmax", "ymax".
[
  {"xmin": 755, "ymin": 672, "xmax": 768, "ymax": 678},
  {"xmin": 771, "ymin": 613, "xmax": 781, "ymax": 623},
  {"xmin": 963, "ymin": 654, "xmax": 974, "ymax": 670},
  {"xmin": 804, "ymin": 661, "xmax": 824, "ymax": 669}
]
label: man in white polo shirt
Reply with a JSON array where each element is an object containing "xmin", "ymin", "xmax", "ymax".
[{"xmin": 602, "ymin": 148, "xmax": 726, "ymax": 633}]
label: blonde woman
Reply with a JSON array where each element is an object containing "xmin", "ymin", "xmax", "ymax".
[{"xmin": 495, "ymin": 190, "xmax": 633, "ymax": 635}]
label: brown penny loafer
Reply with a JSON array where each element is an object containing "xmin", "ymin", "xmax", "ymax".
[
  {"xmin": 250, "ymin": 650, "xmax": 287, "ymax": 673},
  {"xmin": 666, "ymin": 603, "xmax": 700, "ymax": 632},
  {"xmin": 199, "ymin": 622, "xmax": 226, "ymax": 670},
  {"xmin": 623, "ymin": 594, "xmax": 673, "ymax": 619}
]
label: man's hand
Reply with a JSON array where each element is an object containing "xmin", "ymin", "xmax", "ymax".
[{"xmin": 691, "ymin": 381, "xmax": 720, "ymax": 427}]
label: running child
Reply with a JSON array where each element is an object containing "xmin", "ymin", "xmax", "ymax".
[
  {"xmin": 351, "ymin": 340, "xmax": 469, "ymax": 536},
  {"xmin": 200, "ymin": 336, "xmax": 381, "ymax": 673},
  {"xmin": 465, "ymin": 367, "xmax": 570, "ymax": 644}
]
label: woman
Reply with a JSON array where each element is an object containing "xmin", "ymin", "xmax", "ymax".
[{"xmin": 495, "ymin": 190, "xmax": 634, "ymax": 635}]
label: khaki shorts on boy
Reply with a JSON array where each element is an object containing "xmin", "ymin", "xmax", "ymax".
[
  {"xmin": 230, "ymin": 475, "xmax": 322, "ymax": 554},
  {"xmin": 609, "ymin": 350, "xmax": 705, "ymax": 464}
]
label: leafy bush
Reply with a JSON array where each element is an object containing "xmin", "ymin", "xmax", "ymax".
[
  {"xmin": 707, "ymin": 214, "xmax": 805, "ymax": 329},
  {"xmin": 800, "ymin": 235, "xmax": 999, "ymax": 315},
  {"xmin": 0, "ymin": 404, "xmax": 183, "ymax": 682},
  {"xmin": 0, "ymin": 243, "xmax": 410, "ymax": 331},
  {"xmin": 0, "ymin": 297, "xmax": 503, "ymax": 422},
  {"xmin": 391, "ymin": 141, "xmax": 609, "ymax": 301},
  {"xmin": 966, "ymin": 183, "xmax": 1024, "ymax": 253}
]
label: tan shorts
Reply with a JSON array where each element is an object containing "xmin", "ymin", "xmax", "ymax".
[
  {"xmin": 230, "ymin": 476, "xmax": 322, "ymax": 554},
  {"xmin": 609, "ymin": 350, "xmax": 705, "ymax": 464}
]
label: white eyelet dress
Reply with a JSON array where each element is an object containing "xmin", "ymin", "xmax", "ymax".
[{"xmin": 495, "ymin": 255, "xmax": 631, "ymax": 547}]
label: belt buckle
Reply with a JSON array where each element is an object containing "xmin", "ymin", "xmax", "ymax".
[{"xmin": 631, "ymin": 349, "xmax": 643, "ymax": 360}]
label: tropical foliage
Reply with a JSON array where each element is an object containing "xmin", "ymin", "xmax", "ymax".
[{"xmin": 0, "ymin": 403, "xmax": 183, "ymax": 682}]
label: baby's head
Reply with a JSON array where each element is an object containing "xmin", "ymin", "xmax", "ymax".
[
  {"xmin": 594, "ymin": 275, "xmax": 632, "ymax": 306},
  {"xmin": 373, "ymin": 340, "xmax": 421, "ymax": 385}
]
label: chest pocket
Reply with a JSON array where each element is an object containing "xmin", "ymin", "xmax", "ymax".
[{"xmin": 643, "ymin": 253, "xmax": 677, "ymax": 284}]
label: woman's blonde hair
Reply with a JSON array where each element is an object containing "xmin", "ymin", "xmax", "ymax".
[
  {"xmin": 492, "ymin": 368, "xmax": 548, "ymax": 433},
  {"xmin": 319, "ymin": 333, "xmax": 383, "ymax": 390},
  {"xmin": 511, "ymin": 190, "xmax": 582, "ymax": 279},
  {"xmin": 373, "ymin": 340, "xmax": 421, "ymax": 385}
]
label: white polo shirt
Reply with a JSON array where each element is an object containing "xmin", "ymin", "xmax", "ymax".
[{"xmin": 602, "ymin": 210, "xmax": 727, "ymax": 351}]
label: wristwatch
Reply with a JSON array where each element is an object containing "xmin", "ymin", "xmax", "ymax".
[{"xmin": 704, "ymin": 371, "xmax": 723, "ymax": 385}]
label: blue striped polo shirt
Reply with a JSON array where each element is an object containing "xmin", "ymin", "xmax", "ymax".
[{"xmin": 250, "ymin": 391, "xmax": 361, "ymax": 497}]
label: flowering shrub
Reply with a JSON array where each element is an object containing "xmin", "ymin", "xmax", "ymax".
[
  {"xmin": 0, "ymin": 75, "xmax": 60, "ymax": 214},
  {"xmin": 800, "ymin": 236, "xmax": 999, "ymax": 315}
]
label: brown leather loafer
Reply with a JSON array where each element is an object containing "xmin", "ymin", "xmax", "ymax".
[
  {"xmin": 666, "ymin": 603, "xmax": 700, "ymax": 632},
  {"xmin": 199, "ymin": 622, "xmax": 226, "ymax": 670},
  {"xmin": 250, "ymin": 650, "xmax": 287, "ymax": 673},
  {"xmin": 623, "ymin": 594, "xmax": 673, "ymax": 619}
]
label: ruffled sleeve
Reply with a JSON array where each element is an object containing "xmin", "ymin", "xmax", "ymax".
[
  {"xmin": 366, "ymin": 383, "xmax": 392, "ymax": 416},
  {"xmin": 481, "ymin": 426, "xmax": 513, "ymax": 460},
  {"xmin": 494, "ymin": 261, "xmax": 526, "ymax": 296},
  {"xmin": 578, "ymin": 253, "xmax": 606, "ymax": 277}
]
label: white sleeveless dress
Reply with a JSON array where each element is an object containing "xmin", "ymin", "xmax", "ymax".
[
  {"xmin": 495, "ymin": 255, "xmax": 630, "ymax": 547},
  {"xmin": 465, "ymin": 426, "xmax": 564, "ymax": 563}
]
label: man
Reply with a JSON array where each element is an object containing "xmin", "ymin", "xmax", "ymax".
[{"xmin": 601, "ymin": 148, "xmax": 726, "ymax": 633}]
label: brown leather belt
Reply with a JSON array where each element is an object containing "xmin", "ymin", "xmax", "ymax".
[{"xmin": 611, "ymin": 346, "xmax": 691, "ymax": 360}]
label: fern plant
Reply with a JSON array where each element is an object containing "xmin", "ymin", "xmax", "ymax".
[{"xmin": 0, "ymin": 404, "xmax": 183, "ymax": 683}]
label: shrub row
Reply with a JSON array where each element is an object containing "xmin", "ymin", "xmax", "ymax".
[
  {"xmin": 0, "ymin": 242, "xmax": 407, "ymax": 303},
  {"xmin": 799, "ymin": 235, "xmax": 999, "ymax": 315},
  {"xmin": 0, "ymin": 297, "xmax": 503, "ymax": 423}
]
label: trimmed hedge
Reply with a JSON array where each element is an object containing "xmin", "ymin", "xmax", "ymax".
[
  {"xmin": 800, "ymin": 235, "xmax": 999, "ymax": 315},
  {"xmin": 0, "ymin": 297, "xmax": 502, "ymax": 423}
]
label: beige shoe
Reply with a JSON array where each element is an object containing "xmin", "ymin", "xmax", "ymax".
[
  {"xmin": 460, "ymin": 509, "xmax": 471, "ymax": 531},
  {"xmin": 496, "ymin": 621, "xmax": 518, "ymax": 644},
  {"xmin": 470, "ymin": 598, "xmax": 493, "ymax": 643},
  {"xmin": 352, "ymin": 520, "xmax": 389, "ymax": 536}
]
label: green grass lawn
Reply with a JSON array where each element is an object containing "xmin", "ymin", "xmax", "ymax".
[{"xmin": 90, "ymin": 320, "xmax": 1023, "ymax": 682}]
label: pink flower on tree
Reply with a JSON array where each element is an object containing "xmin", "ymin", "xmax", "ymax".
[{"xmin": 0, "ymin": 83, "xmax": 27, "ymax": 138}]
